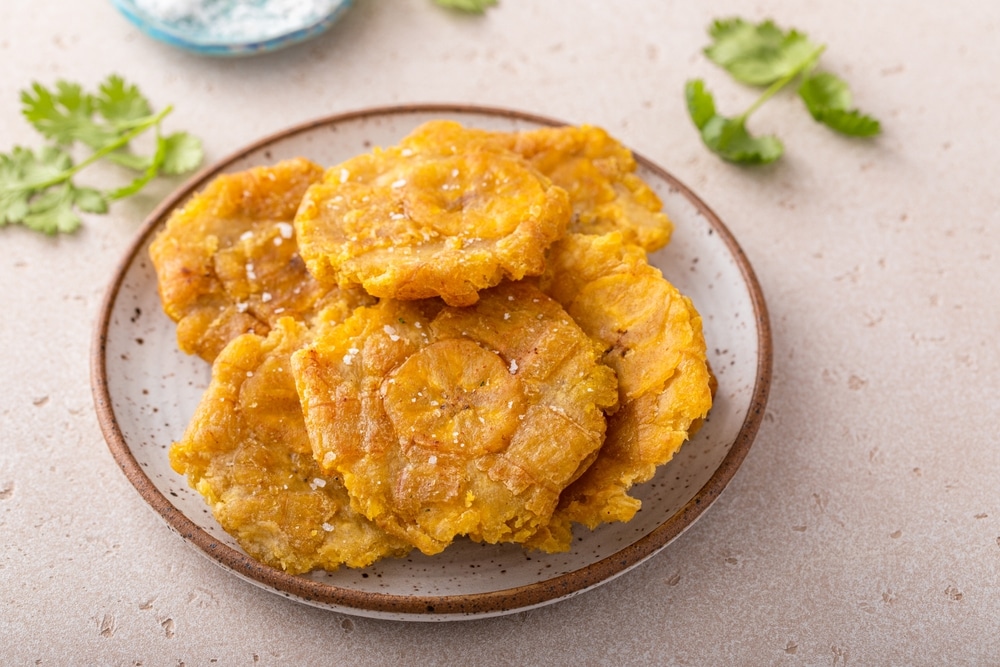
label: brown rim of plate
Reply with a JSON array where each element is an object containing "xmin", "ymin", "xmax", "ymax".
[{"xmin": 90, "ymin": 103, "xmax": 772, "ymax": 619}]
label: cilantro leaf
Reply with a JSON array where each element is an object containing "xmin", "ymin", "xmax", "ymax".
[
  {"xmin": 0, "ymin": 147, "xmax": 110, "ymax": 234},
  {"xmin": 95, "ymin": 74, "xmax": 153, "ymax": 126},
  {"xmin": 74, "ymin": 186, "xmax": 108, "ymax": 214},
  {"xmin": 160, "ymin": 132, "xmax": 204, "ymax": 175},
  {"xmin": 685, "ymin": 79, "xmax": 717, "ymax": 130},
  {"xmin": 705, "ymin": 18, "xmax": 820, "ymax": 86},
  {"xmin": 21, "ymin": 184, "xmax": 82, "ymax": 235},
  {"xmin": 798, "ymin": 72, "xmax": 881, "ymax": 136},
  {"xmin": 0, "ymin": 146, "xmax": 72, "ymax": 226},
  {"xmin": 21, "ymin": 81, "xmax": 116, "ymax": 149},
  {"xmin": 701, "ymin": 116, "xmax": 784, "ymax": 165},
  {"xmin": 21, "ymin": 75, "xmax": 174, "ymax": 163},
  {"xmin": 690, "ymin": 17, "xmax": 881, "ymax": 164},
  {"xmin": 0, "ymin": 150, "xmax": 34, "ymax": 225},
  {"xmin": 814, "ymin": 109, "xmax": 881, "ymax": 137},
  {"xmin": 798, "ymin": 71, "xmax": 851, "ymax": 110},
  {"xmin": 686, "ymin": 80, "xmax": 783, "ymax": 165},
  {"xmin": 19, "ymin": 145, "xmax": 73, "ymax": 186},
  {"xmin": 433, "ymin": 0, "xmax": 497, "ymax": 13},
  {"xmin": 2, "ymin": 76, "xmax": 202, "ymax": 235}
]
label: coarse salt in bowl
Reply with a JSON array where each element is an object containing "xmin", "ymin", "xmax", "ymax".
[{"xmin": 109, "ymin": 0, "xmax": 353, "ymax": 56}]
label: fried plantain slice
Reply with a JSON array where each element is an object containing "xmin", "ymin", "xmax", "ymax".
[
  {"xmin": 293, "ymin": 122, "xmax": 571, "ymax": 307},
  {"xmin": 169, "ymin": 317, "xmax": 412, "ymax": 574},
  {"xmin": 510, "ymin": 125, "xmax": 674, "ymax": 252},
  {"xmin": 150, "ymin": 158, "xmax": 372, "ymax": 362},
  {"xmin": 291, "ymin": 282, "xmax": 618, "ymax": 555},
  {"xmin": 529, "ymin": 232, "xmax": 713, "ymax": 552},
  {"xmin": 386, "ymin": 121, "xmax": 674, "ymax": 252}
]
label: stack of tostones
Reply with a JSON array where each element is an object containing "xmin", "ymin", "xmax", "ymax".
[{"xmin": 151, "ymin": 120, "xmax": 713, "ymax": 572}]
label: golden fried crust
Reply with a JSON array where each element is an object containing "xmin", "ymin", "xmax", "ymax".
[
  {"xmin": 511, "ymin": 126, "xmax": 674, "ymax": 252},
  {"xmin": 398, "ymin": 119, "xmax": 510, "ymax": 155},
  {"xmin": 530, "ymin": 232, "xmax": 713, "ymax": 552},
  {"xmin": 380, "ymin": 121, "xmax": 673, "ymax": 252},
  {"xmin": 293, "ymin": 122, "xmax": 571, "ymax": 307},
  {"xmin": 169, "ymin": 318, "xmax": 411, "ymax": 574},
  {"xmin": 150, "ymin": 158, "xmax": 372, "ymax": 362},
  {"xmin": 291, "ymin": 282, "xmax": 618, "ymax": 555}
]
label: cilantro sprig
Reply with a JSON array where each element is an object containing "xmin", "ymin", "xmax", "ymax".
[
  {"xmin": 686, "ymin": 18, "xmax": 881, "ymax": 165},
  {"xmin": 1, "ymin": 75, "xmax": 202, "ymax": 235},
  {"xmin": 433, "ymin": 0, "xmax": 497, "ymax": 13}
]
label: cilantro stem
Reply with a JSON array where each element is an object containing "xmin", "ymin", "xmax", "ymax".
[
  {"xmin": 23, "ymin": 105, "xmax": 173, "ymax": 192},
  {"xmin": 737, "ymin": 45, "xmax": 826, "ymax": 124},
  {"xmin": 113, "ymin": 111, "xmax": 173, "ymax": 132}
]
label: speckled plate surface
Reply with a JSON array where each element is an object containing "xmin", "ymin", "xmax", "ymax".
[
  {"xmin": 91, "ymin": 105, "xmax": 771, "ymax": 622},
  {"xmin": 109, "ymin": 0, "xmax": 353, "ymax": 56}
]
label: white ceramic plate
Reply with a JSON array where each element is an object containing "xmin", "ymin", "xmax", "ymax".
[{"xmin": 92, "ymin": 105, "xmax": 771, "ymax": 621}]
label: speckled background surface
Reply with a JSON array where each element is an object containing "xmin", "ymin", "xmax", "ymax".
[{"xmin": 2, "ymin": 0, "xmax": 998, "ymax": 664}]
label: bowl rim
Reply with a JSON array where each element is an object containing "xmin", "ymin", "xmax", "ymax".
[
  {"xmin": 90, "ymin": 103, "xmax": 772, "ymax": 618},
  {"xmin": 108, "ymin": 0, "xmax": 354, "ymax": 55}
]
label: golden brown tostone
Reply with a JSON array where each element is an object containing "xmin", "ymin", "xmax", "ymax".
[
  {"xmin": 290, "ymin": 281, "xmax": 619, "ymax": 555},
  {"xmin": 149, "ymin": 158, "xmax": 372, "ymax": 362},
  {"xmin": 365, "ymin": 120, "xmax": 675, "ymax": 252},
  {"xmin": 510, "ymin": 125, "xmax": 674, "ymax": 252},
  {"xmin": 293, "ymin": 121, "xmax": 572, "ymax": 307},
  {"xmin": 530, "ymin": 232, "xmax": 713, "ymax": 552},
  {"xmin": 169, "ymin": 317, "xmax": 411, "ymax": 574}
]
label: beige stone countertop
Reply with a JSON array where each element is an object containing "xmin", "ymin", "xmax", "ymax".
[{"xmin": 2, "ymin": 0, "xmax": 998, "ymax": 664}]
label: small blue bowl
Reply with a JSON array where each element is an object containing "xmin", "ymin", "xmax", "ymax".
[{"xmin": 110, "ymin": 0, "xmax": 353, "ymax": 56}]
